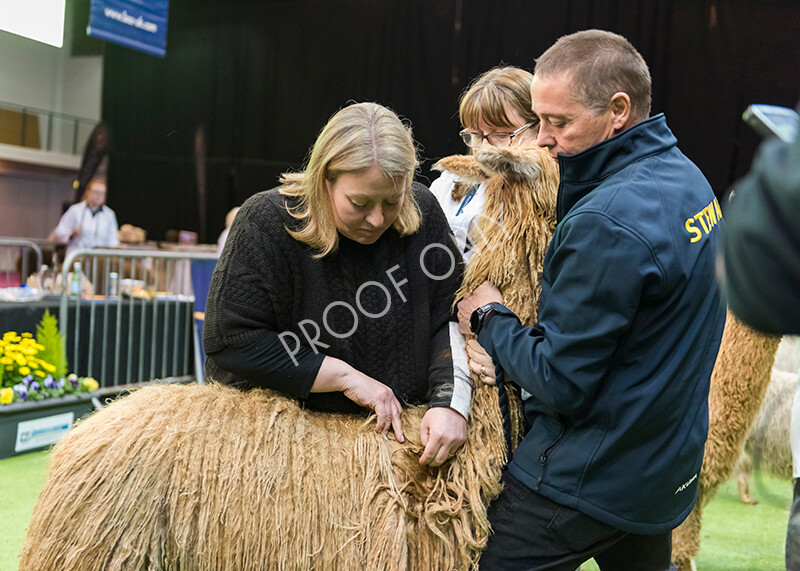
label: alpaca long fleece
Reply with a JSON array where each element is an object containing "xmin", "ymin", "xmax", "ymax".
[{"xmin": 21, "ymin": 381, "xmax": 514, "ymax": 571}]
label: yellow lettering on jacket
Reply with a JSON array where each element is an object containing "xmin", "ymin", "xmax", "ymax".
[
  {"xmin": 694, "ymin": 212, "xmax": 710, "ymax": 233},
  {"xmin": 685, "ymin": 198, "xmax": 723, "ymax": 244},
  {"xmin": 685, "ymin": 219, "xmax": 702, "ymax": 243},
  {"xmin": 705, "ymin": 204, "xmax": 717, "ymax": 226}
]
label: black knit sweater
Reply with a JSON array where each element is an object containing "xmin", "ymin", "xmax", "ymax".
[{"xmin": 204, "ymin": 183, "xmax": 465, "ymax": 414}]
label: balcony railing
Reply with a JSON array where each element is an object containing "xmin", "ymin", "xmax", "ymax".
[{"xmin": 0, "ymin": 100, "xmax": 98, "ymax": 156}]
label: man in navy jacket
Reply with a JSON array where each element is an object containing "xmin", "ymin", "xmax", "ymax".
[{"xmin": 458, "ymin": 30, "xmax": 726, "ymax": 570}]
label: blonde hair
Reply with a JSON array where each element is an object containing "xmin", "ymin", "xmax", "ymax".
[
  {"xmin": 280, "ymin": 102, "xmax": 421, "ymax": 257},
  {"xmin": 459, "ymin": 66, "xmax": 538, "ymax": 130}
]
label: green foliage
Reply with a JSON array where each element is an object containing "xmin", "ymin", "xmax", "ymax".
[
  {"xmin": 0, "ymin": 311, "xmax": 96, "ymax": 405},
  {"xmin": 35, "ymin": 309, "xmax": 67, "ymax": 379}
]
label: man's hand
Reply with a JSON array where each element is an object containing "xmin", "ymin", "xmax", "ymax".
[
  {"xmin": 456, "ymin": 281, "xmax": 503, "ymax": 334},
  {"xmin": 419, "ymin": 406, "xmax": 467, "ymax": 466}
]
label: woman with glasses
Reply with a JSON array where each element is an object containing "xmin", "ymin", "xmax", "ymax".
[{"xmin": 430, "ymin": 66, "xmax": 538, "ymax": 263}]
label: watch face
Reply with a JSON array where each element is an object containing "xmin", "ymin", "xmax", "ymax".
[{"xmin": 470, "ymin": 308, "xmax": 482, "ymax": 333}]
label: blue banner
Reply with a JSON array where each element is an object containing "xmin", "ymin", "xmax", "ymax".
[{"xmin": 88, "ymin": 0, "xmax": 169, "ymax": 58}]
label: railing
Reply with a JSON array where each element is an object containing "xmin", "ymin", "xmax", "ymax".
[
  {"xmin": 60, "ymin": 248, "xmax": 218, "ymax": 393},
  {"xmin": 0, "ymin": 100, "xmax": 98, "ymax": 155},
  {"xmin": 0, "ymin": 238, "xmax": 43, "ymax": 288}
]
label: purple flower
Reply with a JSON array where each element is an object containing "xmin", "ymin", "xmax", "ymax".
[
  {"xmin": 13, "ymin": 383, "xmax": 27, "ymax": 400},
  {"xmin": 69, "ymin": 375, "xmax": 79, "ymax": 388},
  {"xmin": 44, "ymin": 375, "xmax": 56, "ymax": 389},
  {"xmin": 57, "ymin": 378, "xmax": 65, "ymax": 389},
  {"xmin": 23, "ymin": 375, "xmax": 33, "ymax": 385},
  {"xmin": 30, "ymin": 381, "xmax": 40, "ymax": 392}
]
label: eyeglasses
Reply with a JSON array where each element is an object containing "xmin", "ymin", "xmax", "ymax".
[{"xmin": 459, "ymin": 122, "xmax": 536, "ymax": 148}]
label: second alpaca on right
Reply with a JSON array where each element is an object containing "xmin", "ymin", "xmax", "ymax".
[
  {"xmin": 671, "ymin": 313, "xmax": 781, "ymax": 570},
  {"xmin": 737, "ymin": 337, "xmax": 800, "ymax": 504}
]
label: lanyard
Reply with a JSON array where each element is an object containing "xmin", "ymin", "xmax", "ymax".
[{"xmin": 455, "ymin": 185, "xmax": 479, "ymax": 217}]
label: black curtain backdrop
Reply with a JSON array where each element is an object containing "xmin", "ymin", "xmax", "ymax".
[{"xmin": 102, "ymin": 0, "xmax": 800, "ymax": 242}]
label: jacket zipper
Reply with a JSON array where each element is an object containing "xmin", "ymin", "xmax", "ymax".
[{"xmin": 538, "ymin": 423, "xmax": 566, "ymax": 486}]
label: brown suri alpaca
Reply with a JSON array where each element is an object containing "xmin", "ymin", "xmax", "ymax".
[
  {"xmin": 21, "ymin": 384, "xmax": 507, "ymax": 571},
  {"xmin": 433, "ymin": 143, "xmax": 559, "ymax": 448},
  {"xmin": 20, "ymin": 146, "xmax": 559, "ymax": 571},
  {"xmin": 671, "ymin": 312, "xmax": 781, "ymax": 571}
]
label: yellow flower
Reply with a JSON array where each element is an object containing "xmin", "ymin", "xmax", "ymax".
[
  {"xmin": 15, "ymin": 357, "xmax": 27, "ymax": 366},
  {"xmin": 19, "ymin": 366, "xmax": 30, "ymax": 375},
  {"xmin": 42, "ymin": 362, "xmax": 57, "ymax": 373},
  {"xmin": 3, "ymin": 331, "xmax": 17, "ymax": 339},
  {"xmin": 21, "ymin": 332, "xmax": 32, "ymax": 338},
  {"xmin": 82, "ymin": 377, "xmax": 99, "ymax": 391},
  {"xmin": 0, "ymin": 388, "xmax": 13, "ymax": 404},
  {"xmin": 0, "ymin": 356, "xmax": 11, "ymax": 365},
  {"xmin": 34, "ymin": 369, "xmax": 46, "ymax": 378}
]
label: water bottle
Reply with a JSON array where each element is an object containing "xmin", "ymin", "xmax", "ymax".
[
  {"xmin": 71, "ymin": 262, "xmax": 82, "ymax": 296},
  {"xmin": 108, "ymin": 272, "xmax": 119, "ymax": 298}
]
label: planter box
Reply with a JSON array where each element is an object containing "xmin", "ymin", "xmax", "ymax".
[{"xmin": 0, "ymin": 393, "xmax": 96, "ymax": 459}]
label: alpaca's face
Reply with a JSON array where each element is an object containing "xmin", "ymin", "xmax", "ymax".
[
  {"xmin": 326, "ymin": 165, "xmax": 405, "ymax": 245},
  {"xmin": 531, "ymin": 74, "xmax": 621, "ymax": 159}
]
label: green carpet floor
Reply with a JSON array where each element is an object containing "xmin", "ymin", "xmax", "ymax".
[{"xmin": 0, "ymin": 450, "xmax": 792, "ymax": 570}]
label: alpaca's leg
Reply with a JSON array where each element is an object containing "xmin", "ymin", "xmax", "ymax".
[
  {"xmin": 737, "ymin": 452, "xmax": 758, "ymax": 505},
  {"xmin": 672, "ymin": 502, "xmax": 702, "ymax": 571}
]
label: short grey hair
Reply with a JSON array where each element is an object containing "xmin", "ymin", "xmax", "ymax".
[{"xmin": 534, "ymin": 29, "xmax": 652, "ymax": 124}]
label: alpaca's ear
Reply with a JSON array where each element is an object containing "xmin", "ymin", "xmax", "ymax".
[{"xmin": 433, "ymin": 155, "xmax": 489, "ymax": 185}]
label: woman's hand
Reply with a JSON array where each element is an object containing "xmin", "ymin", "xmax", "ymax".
[
  {"xmin": 341, "ymin": 372, "xmax": 405, "ymax": 443},
  {"xmin": 314, "ymin": 356, "xmax": 405, "ymax": 443},
  {"xmin": 466, "ymin": 339, "xmax": 496, "ymax": 385},
  {"xmin": 419, "ymin": 407, "xmax": 467, "ymax": 466}
]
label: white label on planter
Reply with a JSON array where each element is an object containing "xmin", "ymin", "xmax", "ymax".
[{"xmin": 15, "ymin": 412, "xmax": 75, "ymax": 452}]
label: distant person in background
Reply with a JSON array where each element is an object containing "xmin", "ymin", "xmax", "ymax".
[
  {"xmin": 430, "ymin": 66, "xmax": 538, "ymax": 264},
  {"xmin": 216, "ymin": 206, "xmax": 240, "ymax": 255},
  {"xmin": 52, "ymin": 177, "xmax": 119, "ymax": 256}
]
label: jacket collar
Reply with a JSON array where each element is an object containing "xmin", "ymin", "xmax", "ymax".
[
  {"xmin": 83, "ymin": 201, "xmax": 105, "ymax": 216},
  {"xmin": 556, "ymin": 113, "xmax": 677, "ymax": 221}
]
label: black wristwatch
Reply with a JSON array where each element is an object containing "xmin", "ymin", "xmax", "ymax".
[{"xmin": 470, "ymin": 302, "xmax": 503, "ymax": 335}]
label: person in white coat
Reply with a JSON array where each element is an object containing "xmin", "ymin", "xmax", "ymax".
[
  {"xmin": 52, "ymin": 178, "xmax": 120, "ymax": 256},
  {"xmin": 430, "ymin": 66, "xmax": 539, "ymax": 264}
]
